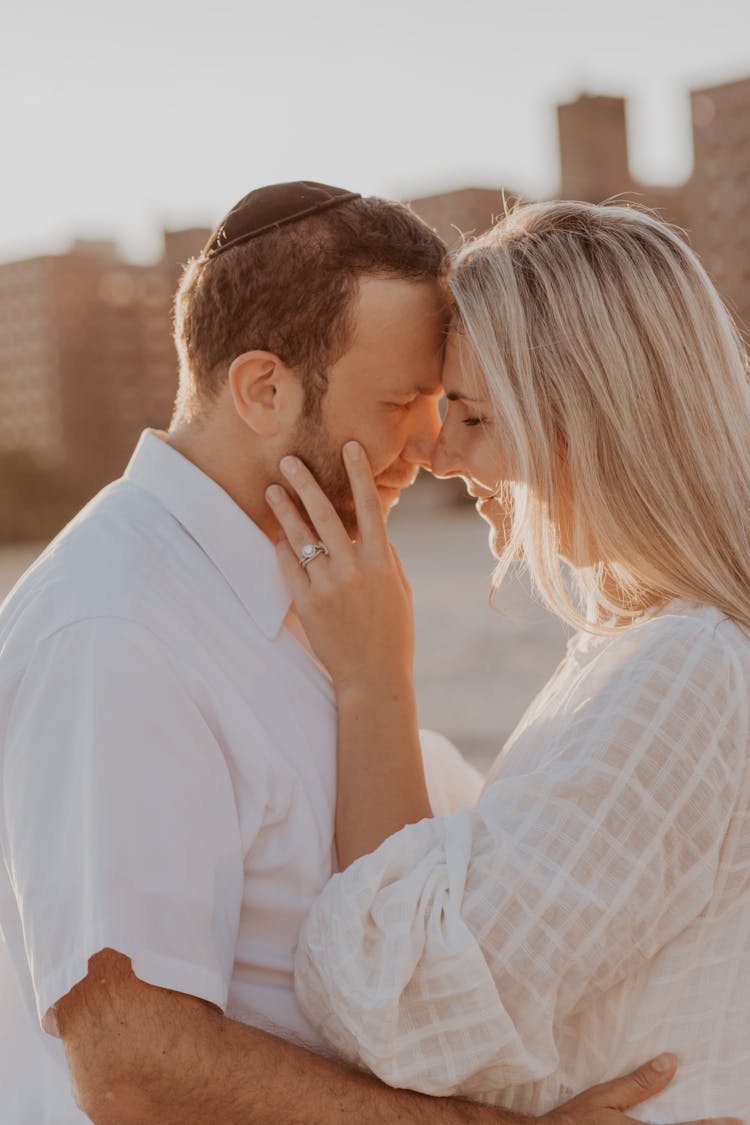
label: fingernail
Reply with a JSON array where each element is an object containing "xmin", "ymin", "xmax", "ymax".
[
  {"xmin": 651, "ymin": 1053, "xmax": 674, "ymax": 1073},
  {"xmin": 344, "ymin": 441, "xmax": 363, "ymax": 461},
  {"xmin": 266, "ymin": 484, "xmax": 284, "ymax": 503},
  {"xmin": 280, "ymin": 456, "xmax": 299, "ymax": 475}
]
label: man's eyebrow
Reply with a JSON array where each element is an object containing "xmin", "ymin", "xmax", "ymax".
[{"xmin": 391, "ymin": 386, "xmax": 442, "ymax": 398}]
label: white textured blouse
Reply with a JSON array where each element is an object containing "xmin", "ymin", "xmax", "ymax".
[{"xmin": 295, "ymin": 604, "xmax": 750, "ymax": 1123}]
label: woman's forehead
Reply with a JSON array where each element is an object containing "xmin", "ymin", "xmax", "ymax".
[{"xmin": 441, "ymin": 332, "xmax": 487, "ymax": 398}]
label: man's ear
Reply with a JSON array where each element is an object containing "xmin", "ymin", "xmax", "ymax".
[{"xmin": 227, "ymin": 350, "xmax": 302, "ymax": 437}]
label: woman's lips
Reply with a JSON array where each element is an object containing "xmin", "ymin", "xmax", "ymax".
[{"xmin": 469, "ymin": 487, "xmax": 501, "ymax": 503}]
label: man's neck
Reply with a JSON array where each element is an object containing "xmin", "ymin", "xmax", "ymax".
[{"xmin": 166, "ymin": 425, "xmax": 278, "ymax": 541}]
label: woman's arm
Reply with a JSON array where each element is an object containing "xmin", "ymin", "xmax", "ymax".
[
  {"xmin": 268, "ymin": 443, "xmax": 435, "ymax": 866},
  {"xmin": 335, "ymin": 682, "xmax": 430, "ymax": 868}
]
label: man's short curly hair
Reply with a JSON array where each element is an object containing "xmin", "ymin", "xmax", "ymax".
[{"xmin": 172, "ymin": 195, "xmax": 447, "ymax": 420}]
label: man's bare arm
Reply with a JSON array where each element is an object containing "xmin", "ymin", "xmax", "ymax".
[{"xmin": 56, "ymin": 950, "xmax": 739, "ymax": 1125}]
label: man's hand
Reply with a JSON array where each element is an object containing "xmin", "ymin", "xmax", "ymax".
[{"xmin": 541, "ymin": 1054, "xmax": 743, "ymax": 1125}]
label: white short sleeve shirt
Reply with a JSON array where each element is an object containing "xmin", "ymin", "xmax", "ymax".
[{"xmin": 0, "ymin": 430, "xmax": 481, "ymax": 1122}]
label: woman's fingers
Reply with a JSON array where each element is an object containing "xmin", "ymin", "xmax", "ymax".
[
  {"xmin": 267, "ymin": 444, "xmax": 393, "ymax": 592},
  {"xmin": 265, "ymin": 448, "xmax": 415, "ymax": 695},
  {"xmin": 265, "ymin": 483, "xmax": 321, "ymax": 561},
  {"xmin": 342, "ymin": 442, "xmax": 389, "ymax": 554},
  {"xmin": 275, "ymin": 534, "xmax": 313, "ymax": 603},
  {"xmin": 277, "ymin": 456, "xmax": 352, "ymax": 555}
]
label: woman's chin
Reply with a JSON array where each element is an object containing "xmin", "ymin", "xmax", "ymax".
[
  {"xmin": 486, "ymin": 529, "xmax": 502, "ymax": 560},
  {"xmin": 476, "ymin": 498, "xmax": 508, "ymax": 559}
]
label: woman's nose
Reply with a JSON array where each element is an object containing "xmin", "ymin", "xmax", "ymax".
[
  {"xmin": 430, "ymin": 428, "xmax": 462, "ymax": 479},
  {"xmin": 402, "ymin": 397, "xmax": 443, "ymax": 470}
]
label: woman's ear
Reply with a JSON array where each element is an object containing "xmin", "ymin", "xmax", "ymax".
[{"xmin": 227, "ymin": 351, "xmax": 303, "ymax": 437}]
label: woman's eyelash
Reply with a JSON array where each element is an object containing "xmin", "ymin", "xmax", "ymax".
[{"xmin": 463, "ymin": 417, "xmax": 484, "ymax": 427}]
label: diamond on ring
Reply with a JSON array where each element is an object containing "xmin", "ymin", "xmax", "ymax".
[{"xmin": 299, "ymin": 542, "xmax": 329, "ymax": 569}]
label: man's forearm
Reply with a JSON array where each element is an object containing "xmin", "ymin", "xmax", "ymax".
[
  {"xmin": 58, "ymin": 951, "xmax": 516, "ymax": 1125},
  {"xmin": 61, "ymin": 954, "xmax": 699, "ymax": 1125},
  {"xmin": 120, "ymin": 1010, "xmax": 514, "ymax": 1125}
]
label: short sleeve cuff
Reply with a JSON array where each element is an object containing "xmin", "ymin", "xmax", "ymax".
[{"xmin": 39, "ymin": 938, "xmax": 230, "ymax": 1036}]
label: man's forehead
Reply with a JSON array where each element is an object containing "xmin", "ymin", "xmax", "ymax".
[{"xmin": 391, "ymin": 336, "xmax": 447, "ymax": 397}]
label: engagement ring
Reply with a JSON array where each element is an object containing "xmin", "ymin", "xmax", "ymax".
[{"xmin": 299, "ymin": 542, "xmax": 329, "ymax": 569}]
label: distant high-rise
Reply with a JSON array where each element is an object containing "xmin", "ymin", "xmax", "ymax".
[
  {"xmin": 0, "ymin": 230, "xmax": 209, "ymax": 499},
  {"xmin": 558, "ymin": 94, "xmax": 633, "ymax": 204},
  {"xmin": 408, "ymin": 187, "xmax": 519, "ymax": 249},
  {"xmin": 0, "ymin": 254, "xmax": 73, "ymax": 470},
  {"xmin": 555, "ymin": 78, "xmax": 750, "ymax": 339},
  {"xmin": 687, "ymin": 75, "xmax": 750, "ymax": 339}
]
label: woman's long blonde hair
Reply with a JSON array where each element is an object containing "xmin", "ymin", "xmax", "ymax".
[{"xmin": 448, "ymin": 200, "xmax": 750, "ymax": 632}]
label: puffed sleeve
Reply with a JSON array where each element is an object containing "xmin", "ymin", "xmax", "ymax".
[
  {"xmin": 3, "ymin": 617, "xmax": 246, "ymax": 1034},
  {"xmin": 420, "ymin": 729, "xmax": 484, "ymax": 816},
  {"xmin": 294, "ymin": 614, "xmax": 744, "ymax": 1097}
]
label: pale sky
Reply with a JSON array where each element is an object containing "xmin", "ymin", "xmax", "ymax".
[{"xmin": 2, "ymin": 0, "xmax": 749, "ymax": 264}]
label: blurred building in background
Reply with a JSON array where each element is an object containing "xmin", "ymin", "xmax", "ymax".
[
  {"xmin": 407, "ymin": 187, "xmax": 520, "ymax": 248},
  {"xmin": 412, "ymin": 76, "xmax": 750, "ymax": 345},
  {"xmin": 555, "ymin": 81, "xmax": 750, "ymax": 339},
  {"xmin": 0, "ymin": 229, "xmax": 209, "ymax": 537},
  {"xmin": 1, "ymin": 73, "xmax": 749, "ymax": 540},
  {"xmin": 687, "ymin": 76, "xmax": 750, "ymax": 336},
  {"xmin": 0, "ymin": 232, "xmax": 210, "ymax": 485},
  {"xmin": 555, "ymin": 93, "xmax": 690, "ymax": 229}
]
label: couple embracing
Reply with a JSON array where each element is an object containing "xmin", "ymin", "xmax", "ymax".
[{"xmin": 1, "ymin": 181, "xmax": 748, "ymax": 1124}]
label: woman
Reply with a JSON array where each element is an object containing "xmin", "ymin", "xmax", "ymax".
[{"xmin": 265, "ymin": 201, "xmax": 750, "ymax": 1121}]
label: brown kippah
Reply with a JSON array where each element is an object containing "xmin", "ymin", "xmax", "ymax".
[{"xmin": 201, "ymin": 180, "xmax": 362, "ymax": 259}]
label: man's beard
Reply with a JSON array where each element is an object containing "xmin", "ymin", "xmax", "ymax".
[{"xmin": 290, "ymin": 412, "xmax": 358, "ymax": 536}]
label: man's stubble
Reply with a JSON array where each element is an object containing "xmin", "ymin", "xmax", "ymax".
[{"xmin": 290, "ymin": 410, "xmax": 359, "ymax": 537}]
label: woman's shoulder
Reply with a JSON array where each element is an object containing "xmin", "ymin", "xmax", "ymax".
[
  {"xmin": 634, "ymin": 599, "xmax": 750, "ymax": 656},
  {"xmin": 577, "ymin": 600, "xmax": 750, "ymax": 705},
  {"xmin": 524, "ymin": 602, "xmax": 750, "ymax": 791}
]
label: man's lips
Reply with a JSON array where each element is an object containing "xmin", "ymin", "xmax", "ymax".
[{"xmin": 376, "ymin": 475, "xmax": 418, "ymax": 493}]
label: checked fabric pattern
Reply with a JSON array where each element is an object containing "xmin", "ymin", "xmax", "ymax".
[{"xmin": 295, "ymin": 603, "xmax": 750, "ymax": 1122}]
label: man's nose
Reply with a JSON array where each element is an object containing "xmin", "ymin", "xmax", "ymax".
[{"xmin": 401, "ymin": 397, "xmax": 443, "ymax": 470}]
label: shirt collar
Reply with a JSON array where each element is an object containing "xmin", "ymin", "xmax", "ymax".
[{"xmin": 124, "ymin": 430, "xmax": 291, "ymax": 639}]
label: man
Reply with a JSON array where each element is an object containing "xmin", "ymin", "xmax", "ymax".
[{"xmin": 0, "ymin": 182, "xmax": 732, "ymax": 1125}]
